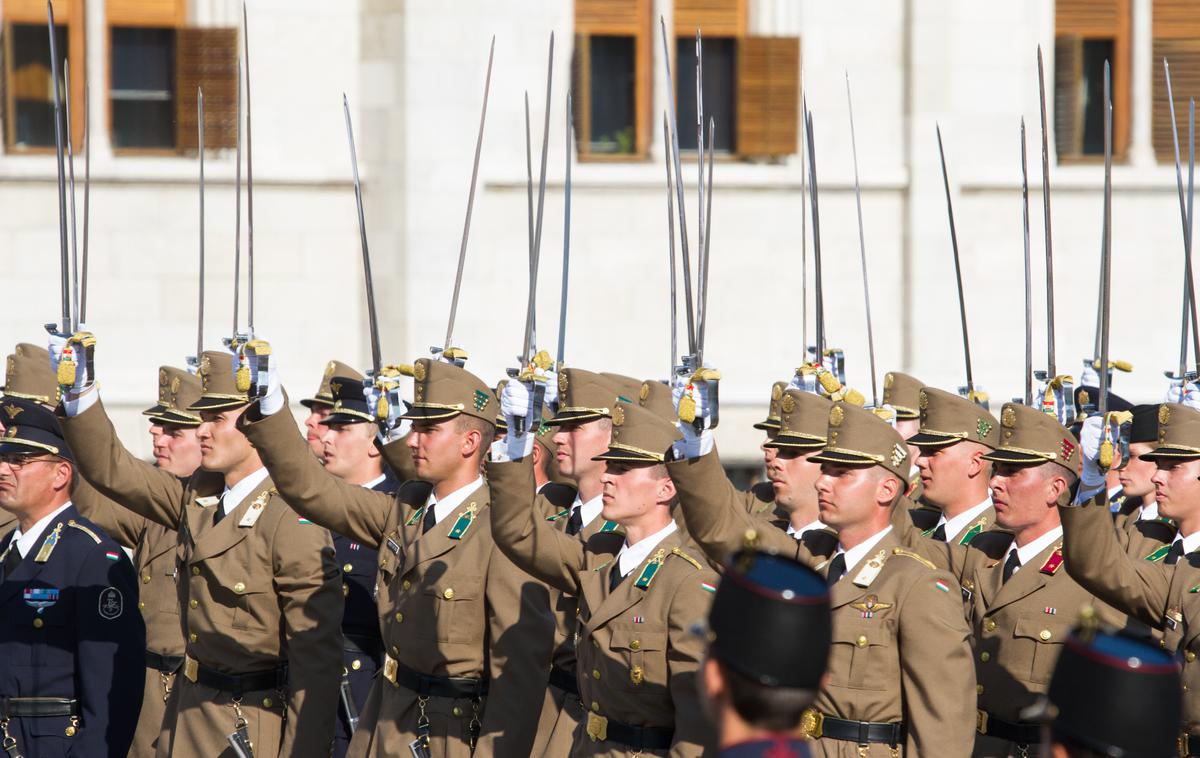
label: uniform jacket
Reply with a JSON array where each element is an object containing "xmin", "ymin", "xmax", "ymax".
[
  {"xmin": 240, "ymin": 403, "xmax": 555, "ymax": 757},
  {"xmin": 489, "ymin": 457, "xmax": 717, "ymax": 758},
  {"xmin": 0, "ymin": 504, "xmax": 146, "ymax": 756},
  {"xmin": 59, "ymin": 399, "xmax": 344, "ymax": 757}
]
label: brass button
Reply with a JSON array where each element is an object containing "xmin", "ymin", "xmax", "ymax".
[
  {"xmin": 443, "ymin": 588, "xmax": 455, "ymax": 600},
  {"xmin": 263, "ymin": 697, "xmax": 273, "ymax": 708},
  {"xmin": 343, "ymin": 584, "xmax": 349, "ymax": 596},
  {"xmin": 402, "ymin": 580, "xmax": 411, "ymax": 591},
  {"xmin": 233, "ymin": 582, "xmax": 246, "ymax": 594},
  {"xmin": 591, "ymin": 701, "xmax": 600, "ymax": 713},
  {"xmin": 391, "ymin": 646, "xmax": 399, "ymax": 656},
  {"xmin": 976, "ymin": 684, "xmax": 984, "ymax": 694},
  {"xmin": 979, "ymin": 652, "xmax": 990, "ymax": 662},
  {"xmin": 142, "ymin": 573, "xmax": 151, "ymax": 584},
  {"xmin": 592, "ymin": 669, "xmax": 601, "ymax": 680},
  {"xmin": 138, "ymin": 601, "xmax": 145, "ymax": 610},
  {"xmin": 984, "ymin": 619, "xmax": 996, "ymax": 632},
  {"xmin": 189, "ymin": 599, "xmax": 199, "ymax": 609},
  {"xmin": 630, "ymin": 639, "xmax": 640, "ymax": 651},
  {"xmin": 64, "ymin": 725, "xmax": 76, "ymax": 737},
  {"xmin": 343, "ymin": 563, "xmax": 353, "ymax": 573},
  {"xmin": 189, "ymin": 633, "xmax": 198, "ymax": 643},
  {"xmin": 32, "ymin": 618, "xmax": 43, "ymax": 629},
  {"xmin": 351, "ymin": 659, "xmax": 362, "ymax": 671},
  {"xmin": 1039, "ymin": 629, "xmax": 1052, "ymax": 641},
  {"xmin": 395, "ymin": 612, "xmax": 404, "ymax": 623},
  {"xmin": 1188, "ymin": 651, "xmax": 1197, "ymax": 663},
  {"xmin": 855, "ymin": 635, "xmax": 868, "ymax": 648},
  {"xmin": 191, "ymin": 566, "xmax": 201, "ymax": 576},
  {"xmin": 452, "ymin": 706, "xmax": 463, "ymax": 717}
]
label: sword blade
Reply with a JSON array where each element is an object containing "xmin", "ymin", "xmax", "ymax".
[
  {"xmin": 199, "ymin": 87, "xmax": 206, "ymax": 359},
  {"xmin": 1190, "ymin": 98, "xmax": 1199, "ymax": 374},
  {"xmin": 47, "ymin": 1, "xmax": 70, "ymax": 333},
  {"xmin": 936, "ymin": 124, "xmax": 974, "ymax": 394},
  {"xmin": 696, "ymin": 117, "xmax": 715, "ymax": 365},
  {"xmin": 343, "ymin": 95, "xmax": 382, "ymax": 375},
  {"xmin": 64, "ymin": 59, "xmax": 79, "ymax": 333},
  {"xmin": 1165, "ymin": 59, "xmax": 1191, "ymax": 379},
  {"xmin": 443, "ymin": 36, "xmax": 495, "ymax": 354},
  {"xmin": 663, "ymin": 114, "xmax": 678, "ymax": 376},
  {"xmin": 524, "ymin": 33, "xmax": 554, "ymax": 364},
  {"xmin": 233, "ymin": 55, "xmax": 242, "ymax": 336},
  {"xmin": 80, "ymin": 80, "xmax": 90, "ymax": 324},
  {"xmin": 557, "ymin": 90, "xmax": 573, "ymax": 367},
  {"xmin": 659, "ymin": 17, "xmax": 696, "ymax": 356},
  {"xmin": 846, "ymin": 73, "xmax": 878, "ymax": 406},
  {"xmin": 1098, "ymin": 61, "xmax": 1113, "ymax": 416},
  {"xmin": 243, "ymin": 2, "xmax": 255, "ymax": 336},
  {"xmin": 800, "ymin": 76, "xmax": 809, "ymax": 356},
  {"xmin": 1037, "ymin": 47, "xmax": 1056, "ymax": 377},
  {"xmin": 695, "ymin": 29, "xmax": 705, "ymax": 357},
  {"xmin": 1021, "ymin": 119, "xmax": 1033, "ymax": 406},
  {"xmin": 524, "ymin": 92, "xmax": 535, "ymax": 359},
  {"xmin": 805, "ymin": 106, "xmax": 825, "ymax": 360}
]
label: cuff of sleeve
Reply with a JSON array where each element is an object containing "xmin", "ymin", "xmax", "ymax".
[
  {"xmin": 1073, "ymin": 483, "xmax": 1106, "ymax": 506},
  {"xmin": 260, "ymin": 388, "xmax": 286, "ymax": 416},
  {"xmin": 63, "ymin": 385, "xmax": 100, "ymax": 417},
  {"xmin": 671, "ymin": 430, "xmax": 714, "ymax": 460}
]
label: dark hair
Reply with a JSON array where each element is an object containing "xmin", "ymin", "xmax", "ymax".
[
  {"xmin": 720, "ymin": 660, "xmax": 817, "ymax": 732},
  {"xmin": 455, "ymin": 414, "xmax": 495, "ymax": 464}
]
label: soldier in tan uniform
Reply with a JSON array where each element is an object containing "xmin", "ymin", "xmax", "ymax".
[
  {"xmin": 239, "ymin": 354, "xmax": 554, "ymax": 757},
  {"xmin": 904, "ymin": 388, "xmax": 999, "ymax": 545},
  {"xmin": 55, "ymin": 347, "xmax": 343, "ymax": 758},
  {"xmin": 301, "ymin": 359, "xmax": 359, "ymax": 458},
  {"xmin": 881, "ymin": 371, "xmax": 925, "ymax": 502},
  {"xmin": 488, "ymin": 398, "xmax": 718, "ymax": 757},
  {"xmin": 1059, "ymin": 403, "xmax": 1200, "ymax": 753},
  {"xmin": 1108, "ymin": 405, "xmax": 1177, "ymax": 552}
]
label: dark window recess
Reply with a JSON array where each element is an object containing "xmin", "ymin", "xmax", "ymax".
[
  {"xmin": 675, "ymin": 36, "xmax": 736, "ymax": 153},
  {"xmin": 111, "ymin": 27, "xmax": 176, "ymax": 149},
  {"xmin": 1078, "ymin": 39, "xmax": 1115, "ymax": 155},
  {"xmin": 725, "ymin": 465, "xmax": 765, "ymax": 493},
  {"xmin": 587, "ymin": 35, "xmax": 636, "ymax": 154},
  {"xmin": 9, "ymin": 24, "xmax": 68, "ymax": 149}
]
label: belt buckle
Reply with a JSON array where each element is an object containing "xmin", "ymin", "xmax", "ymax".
[
  {"xmin": 383, "ymin": 655, "xmax": 399, "ymax": 687},
  {"xmin": 586, "ymin": 712, "xmax": 607, "ymax": 742},
  {"xmin": 183, "ymin": 656, "xmax": 199, "ymax": 683},
  {"xmin": 800, "ymin": 708, "xmax": 823, "ymax": 740},
  {"xmin": 976, "ymin": 709, "xmax": 988, "ymax": 735}
]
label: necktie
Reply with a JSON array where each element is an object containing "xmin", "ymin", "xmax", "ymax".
[
  {"xmin": 608, "ymin": 563, "xmax": 625, "ymax": 593},
  {"xmin": 931, "ymin": 524, "xmax": 947, "ymax": 542},
  {"xmin": 825, "ymin": 553, "xmax": 847, "ymax": 587},
  {"xmin": 1166, "ymin": 540, "xmax": 1186, "ymax": 566},
  {"xmin": 212, "ymin": 494, "xmax": 226, "ymax": 526},
  {"xmin": 422, "ymin": 503, "xmax": 438, "ymax": 534},
  {"xmin": 1002, "ymin": 550, "xmax": 1021, "ymax": 583},
  {"xmin": 2, "ymin": 543, "xmax": 22, "ymax": 577},
  {"xmin": 566, "ymin": 508, "xmax": 584, "ymax": 536}
]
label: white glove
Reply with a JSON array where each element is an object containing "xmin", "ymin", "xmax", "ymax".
[
  {"xmin": 541, "ymin": 367, "xmax": 559, "ymax": 409},
  {"xmin": 363, "ymin": 379, "xmax": 412, "ymax": 443},
  {"xmin": 501, "ymin": 380, "xmax": 532, "ymax": 422},
  {"xmin": 1166, "ymin": 378, "xmax": 1200, "ymax": 410},
  {"xmin": 671, "ymin": 373, "xmax": 714, "ymax": 458},
  {"xmin": 1075, "ymin": 416, "xmax": 1107, "ymax": 503},
  {"xmin": 498, "ymin": 381, "xmax": 536, "ymax": 460},
  {"xmin": 46, "ymin": 330, "xmax": 94, "ymax": 395},
  {"xmin": 244, "ymin": 344, "xmax": 284, "ymax": 416},
  {"xmin": 1080, "ymin": 362, "xmax": 1101, "ymax": 388},
  {"xmin": 671, "ymin": 372, "xmax": 716, "ymax": 429}
]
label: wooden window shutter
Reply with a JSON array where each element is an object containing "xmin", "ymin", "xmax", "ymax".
[
  {"xmin": 175, "ymin": 27, "xmax": 238, "ymax": 152},
  {"xmin": 575, "ymin": 0, "xmax": 643, "ymax": 30},
  {"xmin": 1054, "ymin": 35, "xmax": 1084, "ymax": 159},
  {"xmin": 736, "ymin": 36, "xmax": 799, "ymax": 157},
  {"xmin": 673, "ymin": 0, "xmax": 746, "ymax": 37},
  {"xmin": 572, "ymin": 33, "xmax": 589, "ymax": 157},
  {"xmin": 573, "ymin": 0, "xmax": 651, "ymax": 159},
  {"xmin": 1152, "ymin": 0, "xmax": 1200, "ymax": 162}
]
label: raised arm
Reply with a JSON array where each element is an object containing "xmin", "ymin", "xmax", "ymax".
[
  {"xmin": 485, "ymin": 456, "xmax": 587, "ymax": 596},
  {"xmin": 239, "ymin": 397, "xmax": 395, "ymax": 545},
  {"xmin": 58, "ymin": 399, "xmax": 186, "ymax": 530}
]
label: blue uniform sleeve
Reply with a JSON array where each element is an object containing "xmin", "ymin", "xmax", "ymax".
[{"xmin": 74, "ymin": 543, "xmax": 146, "ymax": 755}]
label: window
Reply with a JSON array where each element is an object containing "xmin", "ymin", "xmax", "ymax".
[
  {"xmin": 1054, "ymin": 0, "xmax": 1130, "ymax": 161},
  {"xmin": 573, "ymin": 0, "xmax": 652, "ymax": 160},
  {"xmin": 1151, "ymin": 0, "xmax": 1200, "ymax": 162},
  {"xmin": 3, "ymin": 0, "xmax": 85, "ymax": 154},
  {"xmin": 584, "ymin": 35, "xmax": 637, "ymax": 154},
  {"xmin": 110, "ymin": 27, "xmax": 175, "ymax": 149},
  {"xmin": 674, "ymin": 36, "xmax": 736, "ymax": 153}
]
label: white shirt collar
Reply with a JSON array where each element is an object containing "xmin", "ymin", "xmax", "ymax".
[
  {"xmin": 786, "ymin": 518, "xmax": 827, "ymax": 540},
  {"xmin": 835, "ymin": 525, "xmax": 893, "ymax": 577},
  {"xmin": 1004, "ymin": 525, "xmax": 1064, "ymax": 576},
  {"xmin": 616, "ymin": 521, "xmax": 678, "ymax": 578},
  {"xmin": 573, "ymin": 493, "xmax": 604, "ymax": 530},
  {"xmin": 1108, "ymin": 485, "xmax": 1124, "ymax": 499},
  {"xmin": 425, "ymin": 476, "xmax": 484, "ymax": 526},
  {"xmin": 1173, "ymin": 529, "xmax": 1200, "ymax": 556},
  {"xmin": 11, "ymin": 501, "xmax": 73, "ymax": 559},
  {"xmin": 1138, "ymin": 499, "xmax": 1161, "ymax": 521},
  {"xmin": 936, "ymin": 497, "xmax": 993, "ymax": 541},
  {"xmin": 361, "ymin": 473, "xmax": 387, "ymax": 490},
  {"xmin": 221, "ymin": 468, "xmax": 270, "ymax": 516}
]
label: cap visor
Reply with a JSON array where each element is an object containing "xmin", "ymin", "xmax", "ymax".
[
  {"xmin": 142, "ymin": 403, "xmax": 169, "ymax": 416},
  {"xmin": 592, "ymin": 447, "xmax": 661, "ymax": 463},
  {"xmin": 907, "ymin": 432, "xmax": 964, "ymax": 448},
  {"xmin": 808, "ymin": 450, "xmax": 878, "ymax": 467},
  {"xmin": 1140, "ymin": 445, "xmax": 1200, "ymax": 461},
  {"xmin": 981, "ymin": 449, "xmax": 1051, "ymax": 465},
  {"xmin": 751, "ymin": 419, "xmax": 781, "ymax": 431},
  {"xmin": 398, "ymin": 405, "xmax": 462, "ymax": 423},
  {"xmin": 763, "ymin": 434, "xmax": 825, "ymax": 450},
  {"xmin": 893, "ymin": 407, "xmax": 920, "ymax": 419},
  {"xmin": 320, "ymin": 410, "xmax": 375, "ymax": 426},
  {"xmin": 299, "ymin": 396, "xmax": 334, "ymax": 410},
  {"xmin": 187, "ymin": 396, "xmax": 249, "ymax": 412},
  {"xmin": 546, "ymin": 409, "xmax": 607, "ymax": 426},
  {"xmin": 0, "ymin": 437, "xmax": 68, "ymax": 460},
  {"xmin": 149, "ymin": 409, "xmax": 201, "ymax": 426}
]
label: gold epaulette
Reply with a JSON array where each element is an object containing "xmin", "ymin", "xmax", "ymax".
[
  {"xmin": 670, "ymin": 547, "xmax": 703, "ymax": 571},
  {"xmin": 892, "ymin": 547, "xmax": 936, "ymax": 570},
  {"xmin": 67, "ymin": 519, "xmax": 102, "ymax": 544}
]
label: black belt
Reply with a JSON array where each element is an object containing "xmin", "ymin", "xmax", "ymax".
[
  {"xmin": 548, "ymin": 665, "xmax": 578, "ymax": 698},
  {"xmin": 802, "ymin": 710, "xmax": 903, "ymax": 745},
  {"xmin": 182, "ymin": 656, "xmax": 288, "ymax": 697},
  {"xmin": 145, "ymin": 650, "xmax": 184, "ymax": 673},
  {"xmin": 0, "ymin": 698, "xmax": 78, "ymax": 718},
  {"xmin": 389, "ymin": 659, "xmax": 488, "ymax": 700},
  {"xmin": 602, "ymin": 719, "xmax": 674, "ymax": 751},
  {"xmin": 978, "ymin": 710, "xmax": 1040, "ymax": 744},
  {"xmin": 342, "ymin": 633, "xmax": 384, "ymax": 660}
]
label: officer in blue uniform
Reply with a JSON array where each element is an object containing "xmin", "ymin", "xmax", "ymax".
[
  {"xmin": 0, "ymin": 396, "xmax": 145, "ymax": 756},
  {"xmin": 699, "ymin": 549, "xmax": 830, "ymax": 758},
  {"xmin": 317, "ymin": 376, "xmax": 399, "ymax": 756}
]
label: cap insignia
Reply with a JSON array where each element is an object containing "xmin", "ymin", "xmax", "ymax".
[
  {"xmin": 472, "ymin": 389, "xmax": 490, "ymax": 412},
  {"xmin": 4, "ymin": 355, "xmax": 13, "ymax": 379},
  {"xmin": 170, "ymin": 376, "xmax": 181, "ymax": 394},
  {"xmin": 976, "ymin": 419, "xmax": 993, "ymax": 440},
  {"xmin": 413, "ymin": 361, "xmax": 427, "ymax": 382},
  {"xmin": 919, "ymin": 390, "xmax": 929, "ymax": 410},
  {"xmin": 3, "ymin": 404, "xmax": 22, "ymax": 420},
  {"xmin": 639, "ymin": 382, "xmax": 650, "ymax": 402},
  {"xmin": 771, "ymin": 384, "xmax": 783, "ymax": 401},
  {"xmin": 330, "ymin": 381, "xmax": 343, "ymax": 397},
  {"xmin": 891, "ymin": 443, "xmax": 907, "ymax": 469},
  {"xmin": 1160, "ymin": 405, "xmax": 1172, "ymax": 425},
  {"xmin": 884, "ymin": 373, "xmax": 894, "ymax": 389},
  {"xmin": 1060, "ymin": 438, "xmax": 1076, "ymax": 461},
  {"xmin": 558, "ymin": 371, "xmax": 569, "ymax": 395},
  {"xmin": 200, "ymin": 354, "xmax": 211, "ymax": 376},
  {"xmin": 829, "ymin": 405, "xmax": 845, "ymax": 427},
  {"xmin": 537, "ymin": 420, "xmax": 550, "ymax": 437},
  {"xmin": 325, "ymin": 360, "xmax": 336, "ymax": 376},
  {"xmin": 612, "ymin": 405, "xmax": 625, "ymax": 427},
  {"xmin": 1001, "ymin": 407, "xmax": 1017, "ymax": 428},
  {"xmin": 781, "ymin": 394, "xmax": 796, "ymax": 414},
  {"xmin": 1078, "ymin": 389, "xmax": 1090, "ymax": 406},
  {"xmin": 159, "ymin": 369, "xmax": 168, "ymax": 386},
  {"xmin": 5, "ymin": 426, "xmax": 16, "ymax": 437}
]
